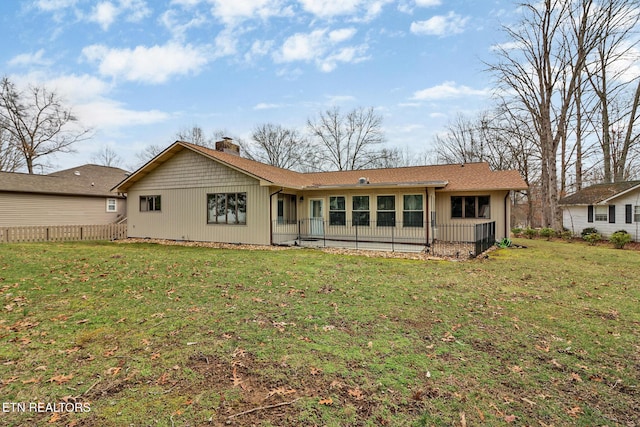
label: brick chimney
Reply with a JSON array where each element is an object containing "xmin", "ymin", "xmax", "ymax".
[{"xmin": 215, "ymin": 137, "xmax": 240, "ymax": 155}]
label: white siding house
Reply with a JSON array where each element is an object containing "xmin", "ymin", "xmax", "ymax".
[{"xmin": 560, "ymin": 181, "xmax": 640, "ymax": 241}]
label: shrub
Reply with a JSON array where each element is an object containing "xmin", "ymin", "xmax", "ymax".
[
  {"xmin": 559, "ymin": 230, "xmax": 574, "ymax": 242},
  {"xmin": 583, "ymin": 232, "xmax": 602, "ymax": 246},
  {"xmin": 496, "ymin": 237, "xmax": 512, "ymax": 248},
  {"xmin": 539, "ymin": 227, "xmax": 555, "ymax": 240},
  {"xmin": 511, "ymin": 227, "xmax": 523, "ymax": 237},
  {"xmin": 610, "ymin": 230, "xmax": 631, "ymax": 249},
  {"xmin": 581, "ymin": 227, "xmax": 598, "ymax": 238},
  {"xmin": 524, "ymin": 227, "xmax": 538, "ymax": 239}
]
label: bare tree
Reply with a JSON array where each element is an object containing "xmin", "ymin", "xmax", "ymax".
[
  {"xmin": 0, "ymin": 76, "xmax": 92, "ymax": 174},
  {"xmin": 306, "ymin": 106, "xmax": 385, "ymax": 171},
  {"xmin": 241, "ymin": 123, "xmax": 310, "ymax": 170},
  {"xmin": 176, "ymin": 125, "xmax": 215, "ymax": 147},
  {"xmin": 91, "ymin": 145, "xmax": 123, "ymax": 168},
  {"xmin": 488, "ymin": 0, "xmax": 619, "ymax": 228},
  {"xmin": 583, "ymin": 1, "xmax": 640, "ymax": 183},
  {"xmin": 0, "ymin": 125, "xmax": 24, "ymax": 172},
  {"xmin": 133, "ymin": 144, "xmax": 164, "ymax": 168}
]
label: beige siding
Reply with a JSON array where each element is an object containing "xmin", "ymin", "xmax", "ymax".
[
  {"xmin": 434, "ymin": 190, "xmax": 510, "ymax": 240},
  {"xmin": 0, "ymin": 192, "xmax": 126, "ymax": 226},
  {"xmin": 132, "ymin": 149, "xmax": 256, "ymax": 190},
  {"xmin": 127, "ymin": 151, "xmax": 271, "ymax": 245}
]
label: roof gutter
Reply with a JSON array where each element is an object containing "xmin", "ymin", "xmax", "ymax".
[{"xmin": 302, "ymin": 180, "xmax": 449, "ymax": 190}]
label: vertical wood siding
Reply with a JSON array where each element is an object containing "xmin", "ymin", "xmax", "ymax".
[
  {"xmin": 0, "ymin": 193, "xmax": 126, "ymax": 226},
  {"xmin": 126, "ymin": 150, "xmax": 270, "ymax": 244},
  {"xmin": 434, "ymin": 190, "xmax": 509, "ymax": 240}
]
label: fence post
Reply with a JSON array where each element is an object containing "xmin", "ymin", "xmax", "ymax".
[
  {"xmin": 355, "ymin": 222, "xmax": 358, "ymax": 250},
  {"xmin": 391, "ymin": 226, "xmax": 395, "ymax": 252}
]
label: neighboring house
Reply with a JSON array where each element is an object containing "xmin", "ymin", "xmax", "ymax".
[
  {"xmin": 559, "ymin": 181, "xmax": 640, "ymax": 241},
  {"xmin": 113, "ymin": 140, "xmax": 527, "ymax": 251},
  {"xmin": 0, "ymin": 164, "xmax": 128, "ymax": 226}
]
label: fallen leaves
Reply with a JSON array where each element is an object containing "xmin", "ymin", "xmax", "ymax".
[
  {"xmin": 48, "ymin": 374, "xmax": 73, "ymax": 384},
  {"xmin": 318, "ymin": 397, "xmax": 333, "ymax": 406}
]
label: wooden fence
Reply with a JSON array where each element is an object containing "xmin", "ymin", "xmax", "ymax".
[{"xmin": 0, "ymin": 224, "xmax": 127, "ymax": 243}]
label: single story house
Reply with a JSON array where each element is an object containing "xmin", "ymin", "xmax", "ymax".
[
  {"xmin": 559, "ymin": 181, "xmax": 640, "ymax": 241},
  {"xmin": 113, "ymin": 140, "xmax": 527, "ymax": 252},
  {"xmin": 0, "ymin": 164, "xmax": 128, "ymax": 227}
]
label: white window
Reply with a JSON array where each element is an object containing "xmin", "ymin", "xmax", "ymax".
[
  {"xmin": 635, "ymin": 206, "xmax": 640, "ymax": 222},
  {"xmin": 106, "ymin": 198, "xmax": 117, "ymax": 212},
  {"xmin": 595, "ymin": 205, "xmax": 608, "ymax": 222}
]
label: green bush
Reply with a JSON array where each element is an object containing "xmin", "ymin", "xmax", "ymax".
[
  {"xmin": 511, "ymin": 227, "xmax": 523, "ymax": 237},
  {"xmin": 583, "ymin": 232, "xmax": 602, "ymax": 246},
  {"xmin": 581, "ymin": 227, "xmax": 598, "ymax": 238},
  {"xmin": 524, "ymin": 227, "xmax": 538, "ymax": 239},
  {"xmin": 560, "ymin": 230, "xmax": 574, "ymax": 241},
  {"xmin": 539, "ymin": 227, "xmax": 555, "ymax": 240},
  {"xmin": 496, "ymin": 237, "xmax": 512, "ymax": 248},
  {"xmin": 610, "ymin": 230, "xmax": 632, "ymax": 249}
]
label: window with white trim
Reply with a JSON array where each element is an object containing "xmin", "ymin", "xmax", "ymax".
[
  {"xmin": 594, "ymin": 205, "xmax": 608, "ymax": 221},
  {"xmin": 635, "ymin": 206, "xmax": 640, "ymax": 222},
  {"xmin": 329, "ymin": 196, "xmax": 346, "ymax": 226},
  {"xmin": 377, "ymin": 195, "xmax": 396, "ymax": 227},
  {"xmin": 140, "ymin": 195, "xmax": 161, "ymax": 212},
  {"xmin": 352, "ymin": 196, "xmax": 370, "ymax": 226},
  {"xmin": 403, "ymin": 194, "xmax": 423, "ymax": 227},
  {"xmin": 106, "ymin": 198, "xmax": 117, "ymax": 212}
]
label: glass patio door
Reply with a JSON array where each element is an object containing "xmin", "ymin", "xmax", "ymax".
[{"xmin": 310, "ymin": 199, "xmax": 324, "ymax": 237}]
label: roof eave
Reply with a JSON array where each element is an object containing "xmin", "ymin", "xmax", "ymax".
[
  {"xmin": 601, "ymin": 183, "xmax": 640, "ymax": 203},
  {"xmin": 302, "ymin": 180, "xmax": 449, "ymax": 190}
]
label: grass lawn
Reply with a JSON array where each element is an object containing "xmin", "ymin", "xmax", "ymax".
[{"xmin": 0, "ymin": 239, "xmax": 638, "ymax": 426}]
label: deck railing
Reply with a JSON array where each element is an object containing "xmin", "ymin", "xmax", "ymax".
[
  {"xmin": 272, "ymin": 219, "xmax": 496, "ymax": 257},
  {"xmin": 0, "ymin": 224, "xmax": 127, "ymax": 244}
]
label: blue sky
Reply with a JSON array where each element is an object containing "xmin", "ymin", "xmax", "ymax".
[{"xmin": 0, "ymin": 0, "xmax": 517, "ymax": 171}]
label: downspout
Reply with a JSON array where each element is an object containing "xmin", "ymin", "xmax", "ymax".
[
  {"xmin": 269, "ymin": 188, "xmax": 284, "ymax": 245},
  {"xmin": 504, "ymin": 191, "xmax": 510, "ymax": 239},
  {"xmin": 425, "ymin": 187, "xmax": 429, "ymax": 245}
]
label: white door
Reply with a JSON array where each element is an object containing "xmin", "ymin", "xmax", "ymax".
[{"xmin": 310, "ymin": 199, "xmax": 324, "ymax": 236}]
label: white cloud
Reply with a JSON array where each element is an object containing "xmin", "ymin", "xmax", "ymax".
[
  {"xmin": 82, "ymin": 42, "xmax": 210, "ymax": 84},
  {"xmin": 160, "ymin": 9, "xmax": 207, "ymax": 40},
  {"xmin": 253, "ymin": 102, "xmax": 281, "ymax": 110},
  {"xmin": 88, "ymin": 0, "xmax": 150, "ymax": 30},
  {"xmin": 15, "ymin": 73, "xmax": 170, "ymax": 129},
  {"xmin": 210, "ymin": 0, "xmax": 288, "ymax": 25},
  {"xmin": 410, "ymin": 11, "xmax": 469, "ymax": 37},
  {"xmin": 90, "ymin": 2, "xmax": 119, "ymax": 30},
  {"xmin": 415, "ymin": 0, "xmax": 441, "ymax": 6},
  {"xmin": 411, "ymin": 81, "xmax": 489, "ymax": 100},
  {"xmin": 275, "ymin": 28, "xmax": 367, "ymax": 71},
  {"xmin": 329, "ymin": 28, "xmax": 357, "ymax": 43},
  {"xmin": 244, "ymin": 40, "xmax": 274, "ymax": 62},
  {"xmin": 298, "ymin": 0, "xmax": 390, "ymax": 20},
  {"xmin": 8, "ymin": 49, "xmax": 50, "ymax": 67},
  {"xmin": 34, "ymin": 0, "xmax": 79, "ymax": 11},
  {"xmin": 277, "ymin": 30, "xmax": 327, "ymax": 62},
  {"xmin": 298, "ymin": 0, "xmax": 361, "ymax": 17},
  {"xmin": 170, "ymin": 0, "xmax": 202, "ymax": 6},
  {"xmin": 321, "ymin": 45, "xmax": 368, "ymax": 72}
]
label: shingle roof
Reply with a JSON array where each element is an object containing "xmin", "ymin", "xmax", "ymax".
[
  {"xmin": 0, "ymin": 164, "xmax": 129, "ymax": 197},
  {"xmin": 114, "ymin": 141, "xmax": 528, "ymax": 192},
  {"xmin": 559, "ymin": 181, "xmax": 640, "ymax": 205}
]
